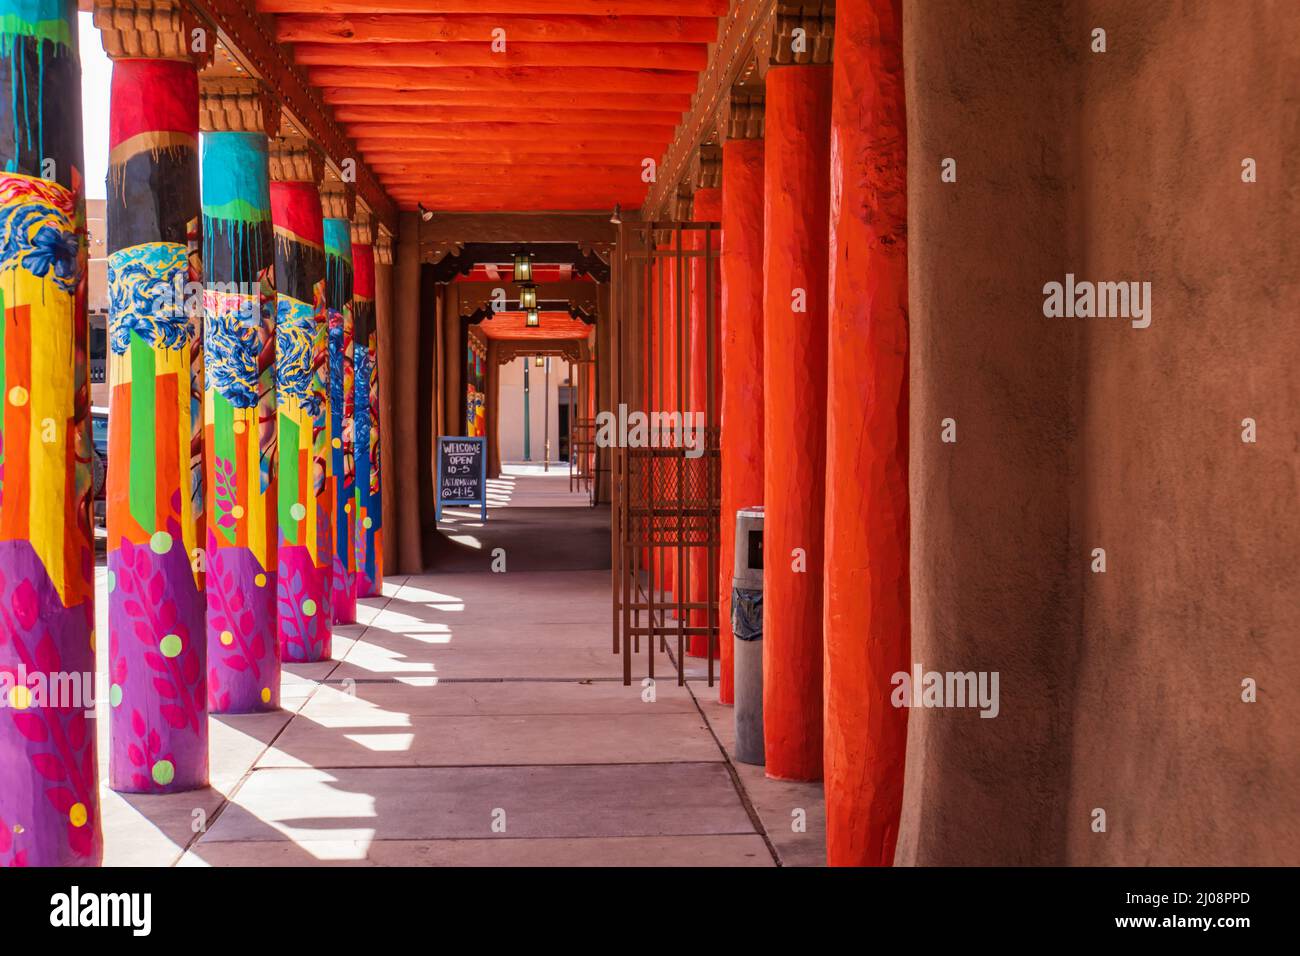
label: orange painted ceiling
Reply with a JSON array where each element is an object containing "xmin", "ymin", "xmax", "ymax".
[
  {"xmin": 478, "ymin": 311, "xmax": 593, "ymax": 340},
  {"xmin": 257, "ymin": 0, "xmax": 727, "ymax": 213}
]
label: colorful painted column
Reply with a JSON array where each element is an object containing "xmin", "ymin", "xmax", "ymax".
[
  {"xmin": 762, "ymin": 61, "xmax": 833, "ymax": 782},
  {"xmin": 270, "ymin": 139, "xmax": 332, "ymax": 663},
  {"xmin": 351, "ymin": 222, "xmax": 382, "ymax": 598},
  {"xmin": 199, "ymin": 80, "xmax": 280, "ymax": 713},
  {"xmin": 718, "ymin": 121, "xmax": 766, "ymax": 705},
  {"xmin": 101, "ymin": 22, "xmax": 209, "ymax": 794},
  {"xmin": 323, "ymin": 194, "xmax": 356, "ymax": 623},
  {"xmin": 0, "ymin": 0, "xmax": 101, "ymax": 866},
  {"xmin": 824, "ymin": 0, "xmax": 909, "ymax": 866},
  {"xmin": 686, "ymin": 182, "xmax": 721, "ymax": 659}
]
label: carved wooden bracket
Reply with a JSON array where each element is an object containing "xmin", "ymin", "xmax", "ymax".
[
  {"xmin": 375, "ymin": 231, "xmax": 394, "ymax": 266},
  {"xmin": 351, "ymin": 213, "xmax": 374, "ymax": 247},
  {"xmin": 320, "ymin": 183, "xmax": 355, "ymax": 222},
  {"xmin": 495, "ymin": 340, "xmax": 587, "ymax": 366},
  {"xmin": 696, "ymin": 144, "xmax": 722, "ymax": 190},
  {"xmin": 671, "ymin": 188, "xmax": 694, "ymax": 221},
  {"xmin": 771, "ymin": 0, "xmax": 835, "ymax": 66},
  {"xmin": 726, "ymin": 87, "xmax": 766, "ymax": 141},
  {"xmin": 94, "ymin": 0, "xmax": 214, "ymax": 66},
  {"xmin": 269, "ymin": 135, "xmax": 324, "ymax": 184},
  {"xmin": 198, "ymin": 75, "xmax": 279, "ymax": 136}
]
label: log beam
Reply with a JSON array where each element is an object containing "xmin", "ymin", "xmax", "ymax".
[
  {"xmin": 276, "ymin": 13, "xmax": 721, "ymax": 44},
  {"xmin": 291, "ymin": 40, "xmax": 708, "ymax": 71}
]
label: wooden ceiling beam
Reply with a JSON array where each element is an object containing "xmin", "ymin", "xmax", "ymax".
[
  {"xmin": 258, "ymin": 1, "xmax": 728, "ymax": 16},
  {"xmin": 307, "ymin": 65, "xmax": 701, "ymax": 93},
  {"xmin": 320, "ymin": 87, "xmax": 692, "ymax": 111},
  {"xmin": 417, "ymin": 213, "xmax": 616, "ymax": 245},
  {"xmin": 369, "ymin": 162, "xmax": 643, "ymax": 177},
  {"xmin": 276, "ymin": 13, "xmax": 721, "ymax": 44},
  {"xmin": 347, "ymin": 123, "xmax": 672, "ymax": 144},
  {"xmin": 334, "ymin": 105, "xmax": 683, "ymax": 127},
  {"xmin": 357, "ymin": 147, "xmax": 651, "ymax": 165},
  {"xmin": 291, "ymin": 40, "xmax": 708, "ymax": 71},
  {"xmin": 378, "ymin": 175, "xmax": 643, "ymax": 188}
]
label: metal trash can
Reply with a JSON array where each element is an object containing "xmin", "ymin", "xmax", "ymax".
[{"xmin": 732, "ymin": 507, "xmax": 764, "ymax": 765}]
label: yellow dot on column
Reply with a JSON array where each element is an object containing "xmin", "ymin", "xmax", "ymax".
[
  {"xmin": 233, "ymin": 420, "xmax": 246, "ymax": 434},
  {"xmin": 9, "ymin": 686, "xmax": 31, "ymax": 709},
  {"xmin": 260, "ymin": 687, "xmax": 271, "ymax": 704},
  {"xmin": 69, "ymin": 803, "xmax": 88, "ymax": 828},
  {"xmin": 220, "ymin": 630, "xmax": 234, "ymax": 646},
  {"xmin": 232, "ymin": 505, "xmax": 245, "ymax": 519},
  {"xmin": 8, "ymin": 385, "xmax": 28, "ymax": 407},
  {"xmin": 332, "ymin": 438, "xmax": 342, "ymax": 449},
  {"xmin": 254, "ymin": 573, "xmax": 267, "ymax": 587}
]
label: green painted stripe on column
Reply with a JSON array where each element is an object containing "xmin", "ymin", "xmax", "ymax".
[
  {"xmin": 213, "ymin": 391, "xmax": 235, "ymax": 544},
  {"xmin": 278, "ymin": 414, "xmax": 299, "ymax": 545},
  {"xmin": 128, "ymin": 332, "xmax": 157, "ymax": 533}
]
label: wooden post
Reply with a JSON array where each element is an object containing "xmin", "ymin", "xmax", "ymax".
[
  {"xmin": 824, "ymin": 0, "xmax": 909, "ymax": 866},
  {"xmin": 761, "ymin": 61, "xmax": 833, "ymax": 782}
]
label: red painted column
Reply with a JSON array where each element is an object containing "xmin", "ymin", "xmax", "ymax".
[
  {"xmin": 686, "ymin": 188, "xmax": 721, "ymax": 658},
  {"xmin": 718, "ymin": 138, "xmax": 765, "ymax": 704},
  {"xmin": 824, "ymin": 0, "xmax": 909, "ymax": 866},
  {"xmin": 761, "ymin": 64, "xmax": 832, "ymax": 781},
  {"xmin": 660, "ymin": 232, "xmax": 678, "ymax": 599}
]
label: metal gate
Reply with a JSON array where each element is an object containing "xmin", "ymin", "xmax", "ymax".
[{"xmin": 611, "ymin": 219, "xmax": 721, "ymax": 686}]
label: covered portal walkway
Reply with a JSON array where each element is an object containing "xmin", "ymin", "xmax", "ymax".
[{"xmin": 97, "ymin": 471, "xmax": 822, "ymax": 866}]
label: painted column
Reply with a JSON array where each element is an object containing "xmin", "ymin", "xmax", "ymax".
[
  {"xmin": 392, "ymin": 210, "xmax": 420, "ymax": 573},
  {"xmin": 762, "ymin": 61, "xmax": 833, "ymax": 781},
  {"xmin": 374, "ymin": 233, "xmax": 396, "ymax": 577},
  {"xmin": 351, "ymin": 223, "xmax": 382, "ymax": 598},
  {"xmin": 686, "ymin": 182, "xmax": 721, "ymax": 659},
  {"xmin": 0, "ymin": 0, "xmax": 101, "ymax": 866},
  {"xmin": 269, "ymin": 139, "xmax": 332, "ymax": 663},
  {"xmin": 323, "ymin": 193, "xmax": 356, "ymax": 622},
  {"xmin": 100, "ymin": 13, "xmax": 209, "ymax": 794},
  {"xmin": 199, "ymin": 80, "xmax": 280, "ymax": 713},
  {"xmin": 718, "ymin": 121, "xmax": 766, "ymax": 705},
  {"xmin": 824, "ymin": 0, "xmax": 909, "ymax": 866}
]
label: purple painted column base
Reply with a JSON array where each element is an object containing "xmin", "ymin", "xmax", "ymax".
[
  {"xmin": 207, "ymin": 540, "xmax": 280, "ymax": 713},
  {"xmin": 108, "ymin": 533, "xmax": 209, "ymax": 795},
  {"xmin": 0, "ymin": 542, "xmax": 102, "ymax": 866},
  {"xmin": 331, "ymin": 555, "xmax": 356, "ymax": 624},
  {"xmin": 278, "ymin": 544, "xmax": 332, "ymax": 663}
]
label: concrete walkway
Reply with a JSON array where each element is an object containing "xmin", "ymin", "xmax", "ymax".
[{"xmin": 96, "ymin": 469, "xmax": 825, "ymax": 866}]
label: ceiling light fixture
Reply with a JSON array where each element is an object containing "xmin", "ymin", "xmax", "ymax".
[{"xmin": 513, "ymin": 249, "xmax": 533, "ymax": 282}]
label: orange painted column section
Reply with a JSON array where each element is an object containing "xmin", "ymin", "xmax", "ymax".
[
  {"xmin": 686, "ymin": 188, "xmax": 721, "ymax": 658},
  {"xmin": 660, "ymin": 233, "xmax": 679, "ymax": 599},
  {"xmin": 762, "ymin": 65, "xmax": 833, "ymax": 781},
  {"xmin": 718, "ymin": 138, "xmax": 765, "ymax": 704},
  {"xmin": 824, "ymin": 0, "xmax": 910, "ymax": 865}
]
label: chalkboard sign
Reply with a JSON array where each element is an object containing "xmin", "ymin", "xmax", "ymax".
[{"xmin": 436, "ymin": 436, "xmax": 487, "ymax": 523}]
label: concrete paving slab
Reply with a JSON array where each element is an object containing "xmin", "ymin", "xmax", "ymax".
[
  {"xmin": 300, "ymin": 676, "xmax": 698, "ymax": 719},
  {"xmin": 256, "ymin": 711, "xmax": 723, "ymax": 768},
  {"xmin": 199, "ymin": 762, "xmax": 755, "ymax": 843},
  {"xmin": 180, "ymin": 834, "xmax": 774, "ymax": 867},
  {"xmin": 693, "ymin": 688, "xmax": 826, "ymax": 867}
]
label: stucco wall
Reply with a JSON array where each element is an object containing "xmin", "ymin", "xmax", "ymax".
[{"xmin": 900, "ymin": 0, "xmax": 1298, "ymax": 865}]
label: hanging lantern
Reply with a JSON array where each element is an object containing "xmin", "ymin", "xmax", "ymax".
[
  {"xmin": 518, "ymin": 282, "xmax": 538, "ymax": 311},
  {"xmin": 513, "ymin": 249, "xmax": 533, "ymax": 282},
  {"xmin": 526, "ymin": 307, "xmax": 540, "ymax": 328},
  {"xmin": 535, "ymin": 356, "xmax": 545, "ymax": 367}
]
